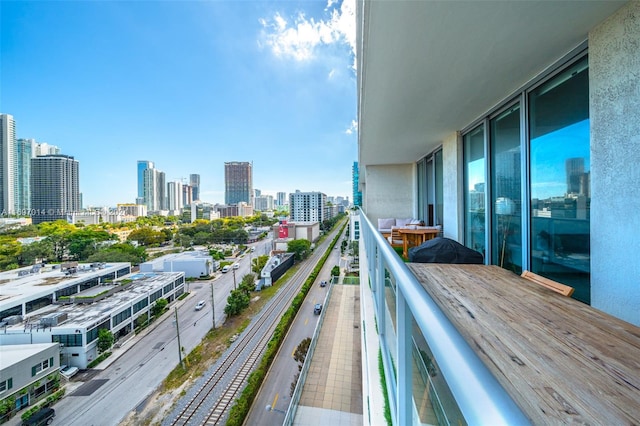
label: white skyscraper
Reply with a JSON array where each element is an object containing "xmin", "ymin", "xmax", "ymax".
[
  {"xmin": 167, "ymin": 181, "xmax": 183, "ymax": 211},
  {"xmin": 0, "ymin": 114, "xmax": 16, "ymax": 214},
  {"xmin": 33, "ymin": 142, "xmax": 61, "ymax": 157}
]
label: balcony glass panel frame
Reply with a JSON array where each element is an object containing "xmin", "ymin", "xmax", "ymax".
[{"xmin": 360, "ymin": 208, "xmax": 528, "ymax": 425}]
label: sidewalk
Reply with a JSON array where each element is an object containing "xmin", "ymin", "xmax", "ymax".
[{"xmin": 293, "ymin": 267, "xmax": 363, "ymax": 426}]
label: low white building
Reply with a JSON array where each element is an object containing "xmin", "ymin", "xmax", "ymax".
[
  {"xmin": 0, "ymin": 343, "xmax": 60, "ymax": 413},
  {"xmin": 0, "ymin": 263, "xmax": 185, "ymax": 369},
  {"xmin": 139, "ymin": 250, "xmax": 214, "ymax": 278}
]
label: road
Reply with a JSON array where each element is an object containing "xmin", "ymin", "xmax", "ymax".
[
  {"xmin": 162, "ymin": 222, "xmax": 346, "ymax": 425},
  {"xmin": 245, "ymin": 227, "xmax": 347, "ymax": 425},
  {"xmin": 8, "ymin": 239, "xmax": 271, "ymax": 426}
]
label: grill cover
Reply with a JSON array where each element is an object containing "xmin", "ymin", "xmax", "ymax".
[{"xmin": 408, "ymin": 237, "xmax": 484, "ymax": 264}]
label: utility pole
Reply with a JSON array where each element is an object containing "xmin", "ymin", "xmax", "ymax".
[
  {"xmin": 232, "ymin": 268, "xmax": 237, "ymax": 290},
  {"xmin": 210, "ymin": 282, "xmax": 216, "ymax": 329},
  {"xmin": 174, "ymin": 307, "xmax": 184, "ymax": 368}
]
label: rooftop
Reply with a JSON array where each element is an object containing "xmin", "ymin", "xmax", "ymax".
[{"xmin": 0, "ymin": 262, "xmax": 130, "ymax": 310}]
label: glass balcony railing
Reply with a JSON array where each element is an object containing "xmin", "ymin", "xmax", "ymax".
[{"xmin": 358, "ymin": 208, "xmax": 529, "ymax": 425}]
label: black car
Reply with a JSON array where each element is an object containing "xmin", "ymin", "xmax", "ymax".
[
  {"xmin": 314, "ymin": 303, "xmax": 322, "ymax": 314},
  {"xmin": 22, "ymin": 407, "xmax": 55, "ymax": 426}
]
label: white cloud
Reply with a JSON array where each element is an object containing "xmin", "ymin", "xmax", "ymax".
[
  {"xmin": 345, "ymin": 119, "xmax": 358, "ymax": 135},
  {"xmin": 259, "ymin": 0, "xmax": 356, "ymax": 69}
]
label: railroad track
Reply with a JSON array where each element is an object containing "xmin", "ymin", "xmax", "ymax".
[{"xmin": 167, "ymin": 237, "xmax": 330, "ymax": 426}]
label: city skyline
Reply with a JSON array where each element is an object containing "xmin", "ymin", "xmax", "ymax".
[{"xmin": 0, "ymin": 1, "xmax": 357, "ymax": 207}]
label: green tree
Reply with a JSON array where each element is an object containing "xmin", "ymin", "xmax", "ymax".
[
  {"xmin": 252, "ymin": 255, "xmax": 269, "ymax": 274},
  {"xmin": 38, "ymin": 220, "xmax": 77, "ymax": 261},
  {"xmin": 290, "ymin": 337, "xmax": 312, "ymax": 396},
  {"xmin": 0, "ymin": 224, "xmax": 39, "ymax": 238},
  {"xmin": 350, "ymin": 240, "xmax": 359, "ymax": 257},
  {"xmin": 68, "ymin": 228, "xmax": 113, "ymax": 261},
  {"xmin": 18, "ymin": 239, "xmax": 54, "ymax": 266},
  {"xmin": 151, "ymin": 298, "xmax": 168, "ymax": 317},
  {"xmin": 193, "ymin": 231, "xmax": 212, "ymax": 246},
  {"xmin": 97, "ymin": 329, "xmax": 114, "ymax": 353},
  {"xmin": 127, "ymin": 227, "xmax": 165, "ymax": 246},
  {"xmin": 87, "ymin": 242, "xmax": 147, "ymax": 265},
  {"xmin": 0, "ymin": 237, "xmax": 22, "ymax": 271},
  {"xmin": 224, "ymin": 289, "xmax": 250, "ymax": 316},
  {"xmin": 161, "ymin": 228, "xmax": 173, "ymax": 242},
  {"xmin": 288, "ymin": 239, "xmax": 312, "ymax": 261},
  {"xmin": 293, "ymin": 337, "xmax": 311, "ymax": 368},
  {"xmin": 331, "ymin": 265, "xmax": 340, "ymax": 277},
  {"xmin": 177, "ymin": 234, "xmax": 193, "ymax": 248},
  {"xmin": 239, "ymin": 273, "xmax": 255, "ymax": 294}
]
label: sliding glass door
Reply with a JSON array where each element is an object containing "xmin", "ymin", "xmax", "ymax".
[
  {"xmin": 417, "ymin": 150, "xmax": 443, "ymax": 227},
  {"xmin": 529, "ymin": 56, "xmax": 590, "ymax": 303},
  {"xmin": 463, "ymin": 125, "xmax": 486, "ymax": 257},
  {"xmin": 490, "ymin": 105, "xmax": 522, "ymax": 274}
]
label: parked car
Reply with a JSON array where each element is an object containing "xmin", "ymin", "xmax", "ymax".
[
  {"xmin": 195, "ymin": 300, "xmax": 206, "ymax": 311},
  {"xmin": 22, "ymin": 407, "xmax": 55, "ymax": 426},
  {"xmin": 314, "ymin": 303, "xmax": 322, "ymax": 315},
  {"xmin": 60, "ymin": 365, "xmax": 78, "ymax": 379}
]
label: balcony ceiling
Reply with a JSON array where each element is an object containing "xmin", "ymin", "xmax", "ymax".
[{"xmin": 357, "ymin": 0, "xmax": 627, "ymax": 171}]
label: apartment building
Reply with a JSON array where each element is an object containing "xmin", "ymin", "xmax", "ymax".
[
  {"xmin": 289, "ymin": 191, "xmax": 326, "ymax": 223},
  {"xmin": 30, "ymin": 154, "xmax": 80, "ymax": 224},
  {"xmin": 224, "ymin": 161, "xmax": 253, "ymax": 206}
]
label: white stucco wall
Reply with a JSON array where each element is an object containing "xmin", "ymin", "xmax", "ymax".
[
  {"xmin": 363, "ymin": 164, "xmax": 415, "ymax": 224},
  {"xmin": 442, "ymin": 132, "xmax": 462, "ymax": 241},
  {"xmin": 589, "ymin": 0, "xmax": 640, "ymax": 326}
]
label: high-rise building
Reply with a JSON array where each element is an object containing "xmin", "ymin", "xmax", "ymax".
[
  {"xmin": 276, "ymin": 191, "xmax": 287, "ymax": 207},
  {"xmin": 224, "ymin": 161, "xmax": 253, "ymax": 206},
  {"xmin": 352, "ymin": 162, "xmax": 362, "ymax": 207},
  {"xmin": 254, "ymin": 194, "xmax": 274, "ymax": 211},
  {"xmin": 136, "ymin": 161, "xmax": 153, "ymax": 206},
  {"xmin": 189, "ymin": 174, "xmax": 200, "ymax": 201},
  {"xmin": 30, "ymin": 154, "xmax": 80, "ymax": 224},
  {"xmin": 182, "ymin": 184, "xmax": 193, "ymax": 207},
  {"xmin": 0, "ymin": 114, "xmax": 16, "ymax": 215},
  {"xmin": 33, "ymin": 142, "xmax": 60, "ymax": 157},
  {"xmin": 15, "ymin": 138, "xmax": 33, "ymax": 213},
  {"xmin": 137, "ymin": 161, "xmax": 166, "ymax": 211},
  {"xmin": 167, "ymin": 181, "xmax": 183, "ymax": 211},
  {"xmin": 157, "ymin": 171, "xmax": 166, "ymax": 210},
  {"xmin": 289, "ymin": 191, "xmax": 326, "ymax": 222}
]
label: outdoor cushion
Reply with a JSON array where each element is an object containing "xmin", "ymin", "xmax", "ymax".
[
  {"xmin": 395, "ymin": 218, "xmax": 413, "ymax": 227},
  {"xmin": 378, "ymin": 218, "xmax": 396, "ymax": 231}
]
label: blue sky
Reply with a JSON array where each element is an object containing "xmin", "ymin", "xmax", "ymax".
[{"xmin": 1, "ymin": 0, "xmax": 357, "ymax": 207}]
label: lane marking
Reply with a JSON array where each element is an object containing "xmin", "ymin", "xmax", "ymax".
[{"xmin": 271, "ymin": 393, "xmax": 279, "ymax": 410}]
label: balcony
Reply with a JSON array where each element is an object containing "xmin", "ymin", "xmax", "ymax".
[{"xmin": 357, "ymin": 209, "xmax": 640, "ymax": 425}]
